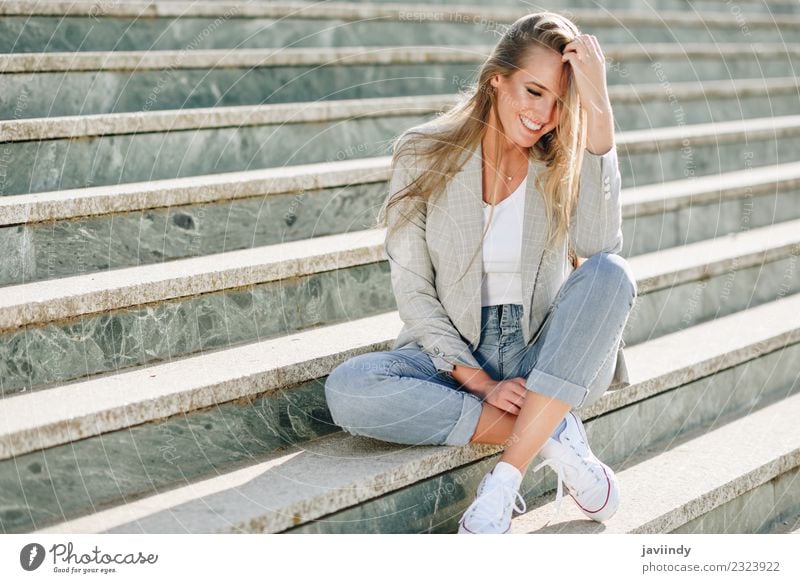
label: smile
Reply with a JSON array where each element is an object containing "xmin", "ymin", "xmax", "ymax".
[{"xmin": 520, "ymin": 115, "xmax": 543, "ymax": 132}]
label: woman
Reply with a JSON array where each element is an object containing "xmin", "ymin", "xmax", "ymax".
[{"xmin": 324, "ymin": 11, "xmax": 637, "ymax": 534}]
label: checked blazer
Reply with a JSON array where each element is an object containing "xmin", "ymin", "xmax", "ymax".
[{"xmin": 383, "ymin": 126, "xmax": 630, "ymax": 388}]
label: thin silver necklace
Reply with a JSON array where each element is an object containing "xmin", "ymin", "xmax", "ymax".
[
  {"xmin": 483, "ymin": 155, "xmax": 528, "ymax": 207},
  {"xmin": 502, "ymin": 155, "xmax": 529, "ymax": 181}
]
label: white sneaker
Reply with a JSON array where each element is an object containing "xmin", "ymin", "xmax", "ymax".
[
  {"xmin": 533, "ymin": 411, "xmax": 619, "ymax": 523},
  {"xmin": 458, "ymin": 465, "xmax": 527, "ymax": 534}
]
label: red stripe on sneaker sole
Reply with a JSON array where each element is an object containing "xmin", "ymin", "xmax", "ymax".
[{"xmin": 570, "ymin": 465, "xmax": 612, "ymax": 515}]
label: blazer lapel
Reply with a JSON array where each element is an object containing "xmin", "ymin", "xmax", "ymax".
[{"xmin": 445, "ymin": 139, "xmax": 551, "ymax": 347}]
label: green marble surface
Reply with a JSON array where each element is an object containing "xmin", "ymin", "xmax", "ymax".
[
  {"xmin": 0, "ymin": 180, "xmax": 387, "ymax": 286},
  {"xmin": 0, "ymin": 261, "xmax": 393, "ymax": 395},
  {"xmin": 672, "ymin": 466, "xmax": 800, "ymax": 533},
  {"xmin": 0, "ymin": 64, "xmax": 470, "ymax": 120},
  {"xmin": 2, "ymin": 15, "xmax": 791, "ymax": 55},
  {"xmin": 0, "ymin": 115, "xmax": 422, "ymax": 196},
  {"xmin": 623, "ymin": 188, "xmax": 800, "ymax": 256},
  {"xmin": 1, "ymin": 178, "xmax": 796, "ymax": 288},
  {"xmin": 2, "ymin": 118, "xmax": 798, "ymax": 196},
  {"xmin": 2, "ymin": 236, "xmax": 795, "ymax": 395},
  {"xmin": 307, "ymin": 0, "xmax": 800, "ymax": 11},
  {"xmin": 0, "ymin": 378, "xmax": 337, "ymax": 534},
  {"xmin": 624, "ymin": 257, "xmax": 800, "ymax": 346},
  {"xmin": 2, "ymin": 304, "xmax": 795, "ymax": 533},
  {"xmin": 2, "ymin": 54, "xmax": 797, "ymax": 120}
]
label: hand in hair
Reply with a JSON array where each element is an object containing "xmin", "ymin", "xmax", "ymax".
[{"xmin": 561, "ymin": 34, "xmax": 611, "ymax": 115}]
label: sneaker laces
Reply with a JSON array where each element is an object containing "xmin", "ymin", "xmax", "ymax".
[
  {"xmin": 462, "ymin": 475, "xmax": 527, "ymax": 532},
  {"xmin": 533, "ymin": 432, "xmax": 605, "ymax": 526}
]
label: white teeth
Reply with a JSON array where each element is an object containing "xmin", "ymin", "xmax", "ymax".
[{"xmin": 520, "ymin": 115, "xmax": 542, "ymax": 131}]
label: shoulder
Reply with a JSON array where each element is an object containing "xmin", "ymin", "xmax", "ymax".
[
  {"xmin": 390, "ymin": 124, "xmax": 442, "ymax": 183},
  {"xmin": 393, "ymin": 124, "xmax": 438, "ymax": 158}
]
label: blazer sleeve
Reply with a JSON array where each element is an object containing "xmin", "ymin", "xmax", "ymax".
[
  {"xmin": 569, "ymin": 144, "xmax": 624, "ymax": 257},
  {"xmin": 383, "ymin": 135, "xmax": 483, "ymax": 374}
]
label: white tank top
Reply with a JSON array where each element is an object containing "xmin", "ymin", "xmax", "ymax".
[{"xmin": 481, "ymin": 176, "xmax": 526, "ymax": 306}]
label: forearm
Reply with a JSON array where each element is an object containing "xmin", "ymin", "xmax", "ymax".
[
  {"xmin": 451, "ymin": 364, "xmax": 497, "ymax": 398},
  {"xmin": 585, "ymin": 98, "xmax": 614, "ymax": 156},
  {"xmin": 570, "ymin": 103, "xmax": 623, "ymax": 257}
]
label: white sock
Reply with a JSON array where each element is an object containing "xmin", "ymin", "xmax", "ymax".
[{"xmin": 491, "ymin": 461, "xmax": 523, "ymax": 490}]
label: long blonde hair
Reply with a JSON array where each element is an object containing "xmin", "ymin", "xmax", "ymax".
[{"xmin": 376, "ymin": 11, "xmax": 588, "ymax": 277}]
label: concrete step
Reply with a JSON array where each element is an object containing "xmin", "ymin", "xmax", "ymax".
[
  {"xmin": 22, "ymin": 294, "xmax": 799, "ymax": 534},
  {"xmin": 0, "ymin": 221, "xmax": 800, "ymax": 457},
  {"xmin": 0, "ymin": 208, "xmax": 798, "ymax": 394},
  {"xmin": 1, "ymin": 43, "xmax": 796, "ymax": 118},
  {"xmin": 0, "ymin": 256, "xmax": 786, "ymax": 459},
  {"xmin": 623, "ymin": 160, "xmax": 800, "ymax": 255},
  {"xmin": 2, "ymin": 91, "xmax": 798, "ymax": 195},
  {"xmin": 6, "ymin": 76, "xmax": 796, "ymax": 134},
  {"xmin": 2, "ymin": 142, "xmax": 798, "ymax": 287},
  {"xmin": 81, "ymin": 0, "xmax": 800, "ymax": 15},
  {"xmin": 623, "ymin": 217, "xmax": 800, "ymax": 344},
  {"xmin": 3, "ymin": 1, "xmax": 798, "ymax": 53},
  {"xmin": 336, "ymin": 0, "xmax": 800, "ymax": 14},
  {"xmin": 510, "ymin": 391, "xmax": 800, "ymax": 534},
  {"xmin": 766, "ymin": 513, "xmax": 800, "ymax": 534}
]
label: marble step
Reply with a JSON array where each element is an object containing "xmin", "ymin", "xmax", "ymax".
[
  {"xmin": 3, "ymin": 1, "xmax": 798, "ymax": 53},
  {"xmin": 510, "ymin": 391, "xmax": 800, "ymax": 534},
  {"xmin": 2, "ymin": 145, "xmax": 799, "ymax": 288},
  {"xmin": 4, "ymin": 74, "xmax": 797, "ymax": 137},
  {"xmin": 26, "ymin": 294, "xmax": 800, "ymax": 534},
  {"xmin": 2, "ymin": 217, "xmax": 799, "ymax": 455},
  {"xmin": 2, "ymin": 87, "xmax": 799, "ymax": 196},
  {"xmin": 1, "ymin": 43, "xmax": 797, "ymax": 118},
  {"xmin": 82, "ymin": 0, "xmax": 800, "ymax": 14},
  {"xmin": 1, "ymin": 207, "xmax": 798, "ymax": 395},
  {"xmin": 334, "ymin": 0, "xmax": 800, "ymax": 14},
  {"xmin": 766, "ymin": 513, "xmax": 800, "ymax": 534}
]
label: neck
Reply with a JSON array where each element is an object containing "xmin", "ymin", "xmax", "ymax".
[{"xmin": 483, "ymin": 108, "xmax": 529, "ymax": 161}]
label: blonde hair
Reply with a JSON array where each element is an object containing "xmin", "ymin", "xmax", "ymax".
[{"xmin": 376, "ymin": 11, "xmax": 588, "ymax": 277}]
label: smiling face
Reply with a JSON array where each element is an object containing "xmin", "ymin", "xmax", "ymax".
[{"xmin": 489, "ymin": 45, "xmax": 568, "ymax": 149}]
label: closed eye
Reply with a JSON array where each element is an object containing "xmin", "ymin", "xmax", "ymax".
[{"xmin": 527, "ymin": 89, "xmax": 541, "ymax": 96}]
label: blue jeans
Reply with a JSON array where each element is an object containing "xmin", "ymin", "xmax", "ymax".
[{"xmin": 324, "ymin": 252, "xmax": 637, "ymax": 447}]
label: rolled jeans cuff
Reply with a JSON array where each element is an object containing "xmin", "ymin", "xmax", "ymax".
[
  {"xmin": 443, "ymin": 392, "xmax": 483, "ymax": 446},
  {"xmin": 524, "ymin": 367, "xmax": 589, "ymax": 409}
]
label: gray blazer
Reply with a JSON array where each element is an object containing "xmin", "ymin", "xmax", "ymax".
[{"xmin": 383, "ymin": 127, "xmax": 630, "ymax": 388}]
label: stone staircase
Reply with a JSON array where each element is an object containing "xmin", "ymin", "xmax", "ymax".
[{"xmin": 0, "ymin": 0, "xmax": 797, "ymax": 534}]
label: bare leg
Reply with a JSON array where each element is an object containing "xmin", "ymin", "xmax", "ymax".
[
  {"xmin": 468, "ymin": 402, "xmax": 517, "ymax": 445},
  {"xmin": 499, "ymin": 391, "xmax": 571, "ymax": 474}
]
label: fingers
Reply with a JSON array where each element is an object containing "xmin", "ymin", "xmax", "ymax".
[
  {"xmin": 486, "ymin": 379, "xmax": 528, "ymax": 415},
  {"xmin": 506, "ymin": 388, "xmax": 526, "ymax": 410},
  {"xmin": 562, "ymin": 34, "xmax": 604, "ymax": 63},
  {"xmin": 510, "ymin": 377, "xmax": 529, "ymax": 392},
  {"xmin": 494, "ymin": 395, "xmax": 521, "ymax": 416},
  {"xmin": 503, "ymin": 379, "xmax": 528, "ymax": 412},
  {"xmin": 585, "ymin": 35, "xmax": 604, "ymax": 62}
]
